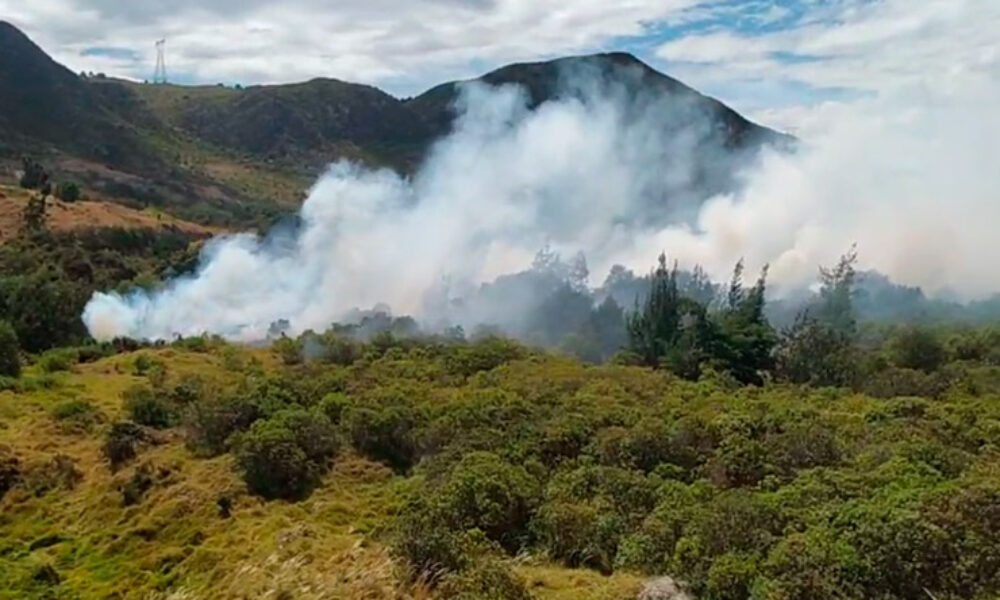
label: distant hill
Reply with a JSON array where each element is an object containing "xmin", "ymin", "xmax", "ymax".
[{"xmin": 0, "ymin": 22, "xmax": 792, "ymax": 228}]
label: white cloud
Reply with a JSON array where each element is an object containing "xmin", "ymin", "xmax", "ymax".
[
  {"xmin": 654, "ymin": 0, "xmax": 1000, "ymax": 126},
  {"xmin": 0, "ymin": 0, "xmax": 699, "ymax": 92}
]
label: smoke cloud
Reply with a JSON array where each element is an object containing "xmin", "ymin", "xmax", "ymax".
[{"xmin": 83, "ymin": 68, "xmax": 1000, "ymax": 342}]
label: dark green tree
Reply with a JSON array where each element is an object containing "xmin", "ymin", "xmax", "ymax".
[
  {"xmin": 0, "ymin": 320, "xmax": 21, "ymax": 378},
  {"xmin": 716, "ymin": 262, "xmax": 777, "ymax": 385},
  {"xmin": 18, "ymin": 157, "xmax": 48, "ymax": 190},
  {"xmin": 626, "ymin": 253, "xmax": 682, "ymax": 368}
]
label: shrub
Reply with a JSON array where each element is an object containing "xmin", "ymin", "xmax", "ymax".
[
  {"xmin": 233, "ymin": 409, "xmax": 339, "ymax": 500},
  {"xmin": 18, "ymin": 157, "xmax": 48, "ymax": 190},
  {"xmin": 55, "ymin": 182, "xmax": 81, "ymax": 202},
  {"xmin": 318, "ymin": 392, "xmax": 351, "ymax": 424},
  {"xmin": 321, "ymin": 335, "xmax": 363, "ymax": 366},
  {"xmin": 704, "ymin": 552, "xmax": 760, "ymax": 600},
  {"xmin": 444, "ymin": 337, "xmax": 527, "ymax": 378},
  {"xmin": 862, "ymin": 367, "xmax": 950, "ymax": 399},
  {"xmin": 22, "ymin": 454, "xmax": 82, "ymax": 496},
  {"xmin": 0, "ymin": 320, "xmax": 21, "ymax": 378},
  {"xmin": 184, "ymin": 394, "xmax": 265, "ymax": 456},
  {"xmin": 132, "ymin": 353, "xmax": 164, "ymax": 376},
  {"xmin": 436, "ymin": 556, "xmax": 533, "ymax": 600},
  {"xmin": 393, "ymin": 511, "xmax": 502, "ymax": 580},
  {"xmin": 124, "ymin": 385, "xmax": 176, "ymax": 428},
  {"xmin": 344, "ymin": 404, "xmax": 420, "ymax": 473},
  {"xmin": 0, "ymin": 445, "xmax": 21, "ymax": 499},
  {"xmin": 102, "ymin": 421, "xmax": 148, "ymax": 470},
  {"xmin": 51, "ymin": 398, "xmax": 102, "ymax": 432},
  {"xmin": 890, "ymin": 327, "xmax": 947, "ymax": 373},
  {"xmin": 37, "ymin": 348, "xmax": 79, "ymax": 373},
  {"xmin": 774, "ymin": 316, "xmax": 858, "ymax": 387},
  {"xmin": 120, "ymin": 463, "xmax": 154, "ymax": 506},
  {"xmin": 434, "ymin": 452, "xmax": 541, "ymax": 553},
  {"xmin": 273, "ymin": 336, "xmax": 303, "ymax": 366}
]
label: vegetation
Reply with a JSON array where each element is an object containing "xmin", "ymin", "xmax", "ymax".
[
  {"xmin": 0, "ymin": 318, "xmax": 21, "ymax": 377},
  {"xmin": 0, "ymin": 220, "xmax": 200, "ymax": 352},
  {"xmin": 0, "ymin": 318, "xmax": 996, "ymax": 599}
]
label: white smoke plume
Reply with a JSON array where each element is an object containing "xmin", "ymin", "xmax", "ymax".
[{"xmin": 83, "ymin": 69, "xmax": 1000, "ymax": 342}]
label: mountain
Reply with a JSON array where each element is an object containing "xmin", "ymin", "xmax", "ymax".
[
  {"xmin": 0, "ymin": 22, "xmax": 792, "ymax": 228},
  {"xmin": 410, "ymin": 52, "xmax": 791, "ymax": 150},
  {"xmin": 0, "ymin": 21, "xmax": 158, "ymax": 172}
]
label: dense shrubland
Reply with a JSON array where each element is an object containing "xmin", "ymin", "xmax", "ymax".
[
  {"xmin": 4, "ymin": 206, "xmax": 1000, "ymax": 598},
  {"xmin": 5, "ymin": 304, "xmax": 982, "ymax": 599}
]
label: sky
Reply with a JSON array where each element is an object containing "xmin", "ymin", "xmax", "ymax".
[{"xmin": 1, "ymin": 0, "xmax": 997, "ymax": 132}]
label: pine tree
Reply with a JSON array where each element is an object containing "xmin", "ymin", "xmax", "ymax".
[
  {"xmin": 626, "ymin": 253, "xmax": 681, "ymax": 367},
  {"xmin": 718, "ymin": 263, "xmax": 777, "ymax": 385}
]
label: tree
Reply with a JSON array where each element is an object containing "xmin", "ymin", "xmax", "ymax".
[
  {"xmin": 816, "ymin": 247, "xmax": 858, "ymax": 335},
  {"xmin": 21, "ymin": 194, "xmax": 47, "ymax": 234},
  {"xmin": 716, "ymin": 262, "xmax": 777, "ymax": 385},
  {"xmin": 0, "ymin": 320, "xmax": 21, "ymax": 378},
  {"xmin": 18, "ymin": 157, "xmax": 49, "ymax": 190},
  {"xmin": 774, "ymin": 313, "xmax": 858, "ymax": 387},
  {"xmin": 775, "ymin": 249, "xmax": 861, "ymax": 387},
  {"xmin": 626, "ymin": 253, "xmax": 682, "ymax": 368}
]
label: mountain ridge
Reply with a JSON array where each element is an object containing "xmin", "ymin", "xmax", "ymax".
[{"xmin": 0, "ymin": 21, "xmax": 792, "ymax": 228}]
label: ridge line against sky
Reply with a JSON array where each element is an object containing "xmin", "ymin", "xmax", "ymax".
[{"xmin": 1, "ymin": 0, "xmax": 997, "ymax": 132}]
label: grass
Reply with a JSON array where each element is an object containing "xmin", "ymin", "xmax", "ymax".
[{"xmin": 0, "ymin": 346, "xmax": 627, "ymax": 599}]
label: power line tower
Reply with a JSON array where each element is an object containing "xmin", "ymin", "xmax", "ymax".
[{"xmin": 153, "ymin": 39, "xmax": 168, "ymax": 84}]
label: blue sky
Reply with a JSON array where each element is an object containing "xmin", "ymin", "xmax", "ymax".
[{"xmin": 1, "ymin": 0, "xmax": 995, "ymax": 131}]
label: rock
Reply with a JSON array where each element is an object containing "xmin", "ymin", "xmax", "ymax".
[{"xmin": 638, "ymin": 576, "xmax": 694, "ymax": 600}]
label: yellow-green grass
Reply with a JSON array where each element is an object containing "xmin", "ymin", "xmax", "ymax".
[{"xmin": 0, "ymin": 346, "xmax": 635, "ymax": 599}]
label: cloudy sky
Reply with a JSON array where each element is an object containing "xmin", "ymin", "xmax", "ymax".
[{"xmin": 2, "ymin": 0, "xmax": 997, "ymax": 131}]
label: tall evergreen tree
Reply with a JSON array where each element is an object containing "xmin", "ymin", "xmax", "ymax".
[
  {"xmin": 717, "ymin": 263, "xmax": 777, "ymax": 385},
  {"xmin": 626, "ymin": 253, "xmax": 681, "ymax": 368}
]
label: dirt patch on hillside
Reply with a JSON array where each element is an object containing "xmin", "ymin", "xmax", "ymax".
[{"xmin": 0, "ymin": 185, "xmax": 221, "ymax": 242}]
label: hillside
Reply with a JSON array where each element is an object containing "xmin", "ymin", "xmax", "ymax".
[
  {"xmin": 0, "ymin": 185, "xmax": 218, "ymax": 242},
  {"xmin": 2, "ymin": 329, "xmax": 1000, "ymax": 599},
  {"xmin": 0, "ymin": 22, "xmax": 792, "ymax": 229}
]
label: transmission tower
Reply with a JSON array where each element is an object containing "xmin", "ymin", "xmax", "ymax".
[{"xmin": 153, "ymin": 39, "xmax": 168, "ymax": 84}]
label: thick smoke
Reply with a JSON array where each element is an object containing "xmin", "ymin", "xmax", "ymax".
[
  {"xmin": 83, "ymin": 68, "xmax": 1000, "ymax": 342},
  {"xmin": 618, "ymin": 75, "xmax": 1000, "ymax": 301}
]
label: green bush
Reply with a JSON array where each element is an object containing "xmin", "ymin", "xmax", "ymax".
[
  {"xmin": 233, "ymin": 408, "xmax": 339, "ymax": 500},
  {"xmin": 51, "ymin": 399, "xmax": 102, "ymax": 432},
  {"xmin": 123, "ymin": 384, "xmax": 177, "ymax": 428},
  {"xmin": 435, "ymin": 452, "xmax": 541, "ymax": 553},
  {"xmin": 273, "ymin": 336, "xmax": 303, "ymax": 366},
  {"xmin": 890, "ymin": 327, "xmax": 947, "ymax": 373},
  {"xmin": 444, "ymin": 337, "xmax": 527, "ymax": 378},
  {"xmin": 0, "ymin": 320, "xmax": 21, "ymax": 378},
  {"xmin": 55, "ymin": 182, "xmax": 81, "ymax": 202},
  {"xmin": 183, "ymin": 394, "xmax": 266, "ymax": 456},
  {"xmin": 37, "ymin": 348, "xmax": 79, "ymax": 373},
  {"xmin": 132, "ymin": 353, "xmax": 164, "ymax": 376},
  {"xmin": 436, "ymin": 556, "xmax": 533, "ymax": 600},
  {"xmin": 344, "ymin": 404, "xmax": 420, "ymax": 473}
]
